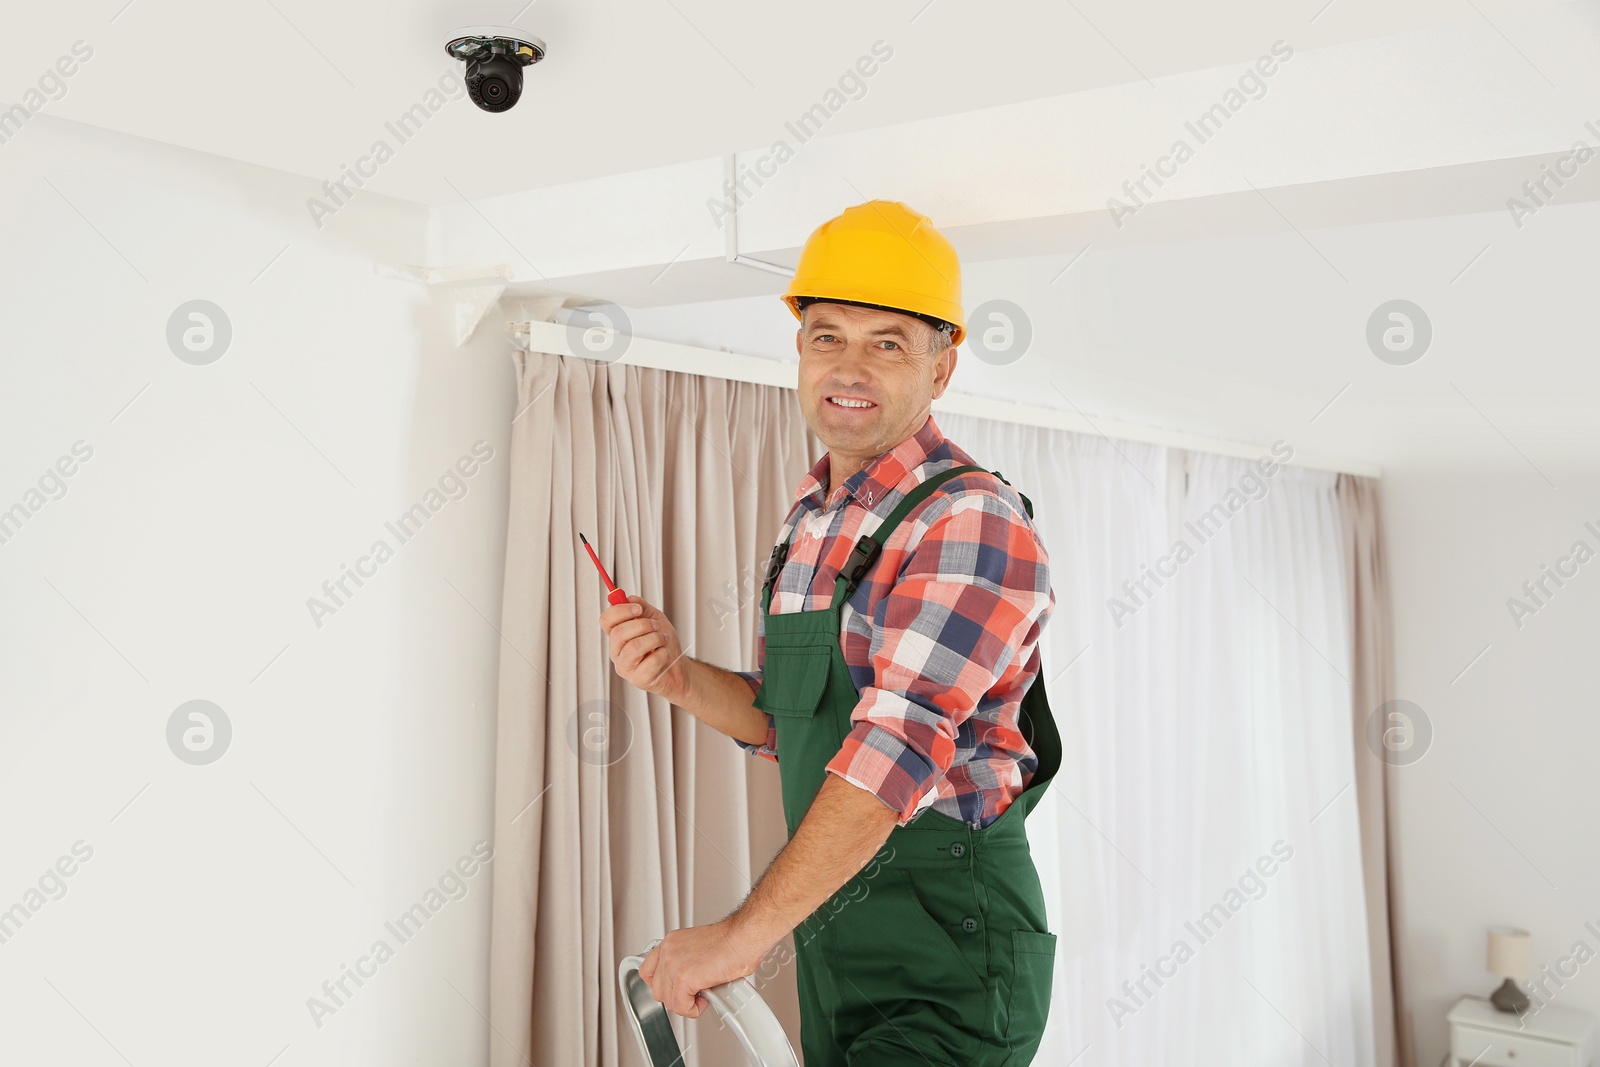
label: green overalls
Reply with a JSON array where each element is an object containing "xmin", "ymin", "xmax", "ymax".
[{"xmin": 752, "ymin": 464, "xmax": 1062, "ymax": 1066}]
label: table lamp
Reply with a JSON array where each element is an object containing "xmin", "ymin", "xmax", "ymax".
[{"xmin": 1487, "ymin": 926, "xmax": 1532, "ymax": 1013}]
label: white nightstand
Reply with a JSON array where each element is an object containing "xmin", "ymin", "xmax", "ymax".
[{"xmin": 1449, "ymin": 994, "xmax": 1597, "ymax": 1067}]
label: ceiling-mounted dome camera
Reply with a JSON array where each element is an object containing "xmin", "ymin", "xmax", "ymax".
[{"xmin": 445, "ymin": 26, "xmax": 546, "ymax": 113}]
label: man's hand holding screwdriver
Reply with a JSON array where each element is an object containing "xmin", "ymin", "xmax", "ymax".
[
  {"xmin": 597, "ymin": 594, "xmax": 771, "ymax": 748},
  {"xmin": 599, "ymin": 595, "xmax": 691, "ymax": 704}
]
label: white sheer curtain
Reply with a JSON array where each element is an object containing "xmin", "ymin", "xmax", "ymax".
[{"xmin": 938, "ymin": 414, "xmax": 1375, "ymax": 1066}]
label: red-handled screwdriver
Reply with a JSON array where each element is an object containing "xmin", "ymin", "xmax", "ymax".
[{"xmin": 578, "ymin": 532, "xmax": 629, "ymax": 606}]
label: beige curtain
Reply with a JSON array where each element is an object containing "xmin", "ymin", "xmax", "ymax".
[
  {"xmin": 1338, "ymin": 473, "xmax": 1409, "ymax": 1067},
  {"xmin": 487, "ymin": 346, "xmax": 819, "ymax": 1067}
]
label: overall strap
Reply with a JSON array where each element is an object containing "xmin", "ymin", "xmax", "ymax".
[
  {"xmin": 759, "ymin": 464, "xmax": 1028, "ymax": 613},
  {"xmin": 828, "ymin": 464, "xmax": 991, "ymax": 610}
]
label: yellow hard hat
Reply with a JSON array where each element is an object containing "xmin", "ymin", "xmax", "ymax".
[{"xmin": 782, "ymin": 200, "xmax": 965, "ymax": 347}]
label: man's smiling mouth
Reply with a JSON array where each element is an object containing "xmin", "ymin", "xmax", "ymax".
[{"xmin": 826, "ymin": 395, "xmax": 877, "ymax": 409}]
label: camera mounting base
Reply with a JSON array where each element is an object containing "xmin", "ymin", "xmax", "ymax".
[{"xmin": 444, "ymin": 26, "xmax": 546, "ymax": 66}]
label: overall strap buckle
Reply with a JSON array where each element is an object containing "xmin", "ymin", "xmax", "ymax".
[
  {"xmin": 762, "ymin": 540, "xmax": 790, "ymax": 598},
  {"xmin": 841, "ymin": 535, "xmax": 882, "ymax": 587}
]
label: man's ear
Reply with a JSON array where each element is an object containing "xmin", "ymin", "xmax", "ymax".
[{"xmin": 930, "ymin": 345, "xmax": 957, "ymax": 400}]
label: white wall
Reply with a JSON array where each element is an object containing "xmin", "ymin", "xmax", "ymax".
[
  {"xmin": 1384, "ymin": 461, "xmax": 1600, "ymax": 1065},
  {"xmin": 0, "ymin": 117, "xmax": 513, "ymax": 1066}
]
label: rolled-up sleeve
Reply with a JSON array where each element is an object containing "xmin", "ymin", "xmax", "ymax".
[
  {"xmin": 825, "ymin": 489, "xmax": 1052, "ymax": 825},
  {"xmin": 731, "ymin": 669, "xmax": 778, "ymax": 761}
]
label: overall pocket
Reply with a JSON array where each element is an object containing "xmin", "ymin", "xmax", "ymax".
[
  {"xmin": 752, "ymin": 644, "xmax": 832, "ymax": 717},
  {"xmin": 902, "ymin": 868, "xmax": 990, "ymax": 988},
  {"xmin": 1003, "ymin": 929, "xmax": 1057, "ymax": 1063},
  {"xmin": 828, "ymin": 868, "xmax": 992, "ymax": 1060}
]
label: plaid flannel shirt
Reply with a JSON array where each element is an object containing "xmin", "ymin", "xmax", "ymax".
[{"xmin": 734, "ymin": 414, "xmax": 1054, "ymax": 828}]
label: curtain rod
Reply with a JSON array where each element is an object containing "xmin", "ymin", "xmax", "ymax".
[{"xmin": 507, "ymin": 319, "xmax": 1382, "ymax": 480}]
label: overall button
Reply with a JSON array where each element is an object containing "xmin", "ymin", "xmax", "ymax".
[
  {"xmin": 949, "ymin": 842, "xmax": 966, "ymax": 858},
  {"xmin": 961, "ymin": 917, "xmax": 979, "ymax": 933}
]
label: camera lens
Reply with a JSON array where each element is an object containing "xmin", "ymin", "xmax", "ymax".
[{"xmin": 466, "ymin": 54, "xmax": 522, "ymax": 112}]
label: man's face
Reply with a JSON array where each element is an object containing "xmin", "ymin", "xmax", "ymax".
[{"xmin": 796, "ymin": 301, "xmax": 958, "ymax": 462}]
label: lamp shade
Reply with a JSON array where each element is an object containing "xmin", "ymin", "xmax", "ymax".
[{"xmin": 1488, "ymin": 926, "xmax": 1532, "ymax": 979}]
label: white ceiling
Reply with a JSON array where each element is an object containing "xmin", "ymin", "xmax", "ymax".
[{"xmin": 1, "ymin": 0, "xmax": 1574, "ymax": 204}]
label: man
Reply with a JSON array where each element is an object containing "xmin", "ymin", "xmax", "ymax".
[{"xmin": 600, "ymin": 200, "xmax": 1060, "ymax": 1065}]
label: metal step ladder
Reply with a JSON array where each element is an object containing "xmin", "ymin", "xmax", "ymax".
[{"xmin": 618, "ymin": 946, "xmax": 801, "ymax": 1067}]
